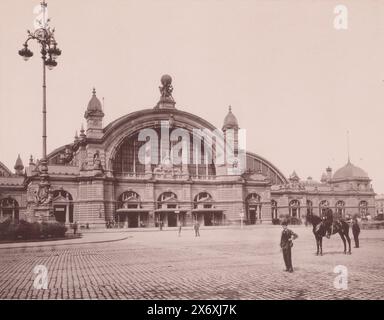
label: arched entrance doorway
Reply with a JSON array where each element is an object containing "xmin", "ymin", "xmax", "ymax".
[
  {"xmin": 116, "ymin": 191, "xmax": 148, "ymax": 228},
  {"xmin": 192, "ymin": 192, "xmax": 222, "ymax": 226},
  {"xmin": 246, "ymin": 193, "xmax": 261, "ymax": 224},
  {"xmin": 52, "ymin": 190, "xmax": 73, "ymax": 224},
  {"xmin": 0, "ymin": 197, "xmax": 19, "ymax": 222},
  {"xmin": 156, "ymin": 192, "xmax": 186, "ymax": 227}
]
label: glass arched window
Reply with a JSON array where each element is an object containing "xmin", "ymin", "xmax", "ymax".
[
  {"xmin": 113, "ymin": 129, "xmax": 216, "ymax": 177},
  {"xmin": 359, "ymin": 200, "xmax": 368, "ymax": 218},
  {"xmin": 194, "ymin": 192, "xmax": 213, "ymax": 209},
  {"xmin": 289, "ymin": 200, "xmax": 300, "ymax": 218},
  {"xmin": 319, "ymin": 200, "xmax": 329, "ymax": 217},
  {"xmin": 118, "ymin": 191, "xmax": 141, "ymax": 209},
  {"xmin": 157, "ymin": 192, "xmax": 178, "ymax": 209},
  {"xmin": 335, "ymin": 200, "xmax": 345, "ymax": 218}
]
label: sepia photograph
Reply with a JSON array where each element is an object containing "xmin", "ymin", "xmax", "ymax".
[{"xmin": 0, "ymin": 0, "xmax": 383, "ymax": 308}]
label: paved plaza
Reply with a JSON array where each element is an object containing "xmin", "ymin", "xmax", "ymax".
[{"xmin": 0, "ymin": 225, "xmax": 383, "ymax": 300}]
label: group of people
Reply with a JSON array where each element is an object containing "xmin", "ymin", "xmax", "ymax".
[
  {"xmin": 321, "ymin": 211, "xmax": 360, "ymax": 247},
  {"xmin": 158, "ymin": 220, "xmax": 201, "ymax": 237},
  {"xmin": 280, "ymin": 213, "xmax": 361, "ymax": 273}
]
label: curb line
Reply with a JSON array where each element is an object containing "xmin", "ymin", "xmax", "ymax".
[{"xmin": 0, "ymin": 235, "xmax": 131, "ymax": 250}]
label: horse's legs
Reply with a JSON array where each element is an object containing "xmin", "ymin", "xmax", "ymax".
[
  {"xmin": 319, "ymin": 237, "xmax": 323, "ymax": 256},
  {"xmin": 315, "ymin": 236, "xmax": 319, "ymax": 255},
  {"xmin": 340, "ymin": 232, "xmax": 347, "ymax": 254},
  {"xmin": 345, "ymin": 231, "xmax": 352, "ymax": 254}
]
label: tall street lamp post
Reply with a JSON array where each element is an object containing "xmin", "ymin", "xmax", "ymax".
[{"xmin": 18, "ymin": 0, "xmax": 61, "ymax": 201}]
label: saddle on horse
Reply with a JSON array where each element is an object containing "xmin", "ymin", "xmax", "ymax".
[{"xmin": 325, "ymin": 220, "xmax": 342, "ymax": 238}]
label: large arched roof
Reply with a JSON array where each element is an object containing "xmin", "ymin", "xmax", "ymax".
[{"xmin": 47, "ymin": 107, "xmax": 288, "ymax": 185}]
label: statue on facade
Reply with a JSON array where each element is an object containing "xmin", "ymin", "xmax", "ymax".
[
  {"xmin": 159, "ymin": 75, "xmax": 174, "ymax": 99},
  {"xmin": 155, "ymin": 75, "xmax": 176, "ymax": 109},
  {"xmin": 93, "ymin": 150, "xmax": 103, "ymax": 170},
  {"xmin": 154, "ymin": 165, "xmax": 164, "ymax": 175},
  {"xmin": 59, "ymin": 145, "xmax": 74, "ymax": 164},
  {"xmin": 28, "ymin": 183, "xmax": 53, "ymax": 205}
]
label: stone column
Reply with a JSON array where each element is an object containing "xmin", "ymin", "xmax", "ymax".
[{"xmin": 65, "ymin": 203, "xmax": 69, "ymax": 224}]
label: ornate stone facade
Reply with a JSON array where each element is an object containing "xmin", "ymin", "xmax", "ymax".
[{"xmin": 0, "ymin": 76, "xmax": 376, "ymax": 227}]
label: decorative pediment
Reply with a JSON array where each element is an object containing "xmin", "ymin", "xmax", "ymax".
[{"xmin": 52, "ymin": 194, "xmax": 68, "ymax": 203}]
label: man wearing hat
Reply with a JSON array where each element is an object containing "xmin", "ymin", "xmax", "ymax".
[{"xmin": 280, "ymin": 221, "xmax": 298, "ymax": 273}]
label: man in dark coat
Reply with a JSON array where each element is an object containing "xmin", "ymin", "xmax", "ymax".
[
  {"xmin": 324, "ymin": 209, "xmax": 334, "ymax": 239},
  {"xmin": 194, "ymin": 221, "xmax": 200, "ymax": 237},
  {"xmin": 352, "ymin": 218, "xmax": 360, "ymax": 248},
  {"xmin": 280, "ymin": 221, "xmax": 298, "ymax": 273},
  {"xmin": 73, "ymin": 221, "xmax": 78, "ymax": 235}
]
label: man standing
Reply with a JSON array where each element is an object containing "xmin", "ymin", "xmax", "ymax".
[
  {"xmin": 280, "ymin": 221, "xmax": 298, "ymax": 273},
  {"xmin": 73, "ymin": 221, "xmax": 78, "ymax": 235},
  {"xmin": 324, "ymin": 209, "xmax": 334, "ymax": 239},
  {"xmin": 194, "ymin": 221, "xmax": 200, "ymax": 237},
  {"xmin": 178, "ymin": 220, "xmax": 182, "ymax": 237},
  {"xmin": 352, "ymin": 218, "xmax": 360, "ymax": 248}
]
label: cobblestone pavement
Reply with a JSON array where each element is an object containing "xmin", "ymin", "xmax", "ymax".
[{"xmin": 0, "ymin": 225, "xmax": 383, "ymax": 300}]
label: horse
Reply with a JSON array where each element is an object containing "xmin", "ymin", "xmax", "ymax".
[{"xmin": 306, "ymin": 209, "xmax": 351, "ymax": 256}]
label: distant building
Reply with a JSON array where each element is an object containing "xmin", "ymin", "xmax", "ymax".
[{"xmin": 0, "ymin": 76, "xmax": 376, "ymax": 227}]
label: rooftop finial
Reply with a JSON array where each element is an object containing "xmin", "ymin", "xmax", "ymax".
[
  {"xmin": 155, "ymin": 74, "xmax": 176, "ymax": 109},
  {"xmin": 92, "ymin": 87, "xmax": 96, "ymax": 96},
  {"xmin": 229, "ymin": 105, "xmax": 232, "ymax": 112}
]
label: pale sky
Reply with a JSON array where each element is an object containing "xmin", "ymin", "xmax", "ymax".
[{"xmin": 1, "ymin": 0, "xmax": 384, "ymax": 193}]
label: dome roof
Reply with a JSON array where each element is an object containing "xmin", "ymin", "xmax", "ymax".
[
  {"xmin": 222, "ymin": 106, "xmax": 239, "ymax": 130},
  {"xmin": 333, "ymin": 161, "xmax": 369, "ymax": 180},
  {"xmin": 87, "ymin": 88, "xmax": 102, "ymax": 112}
]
